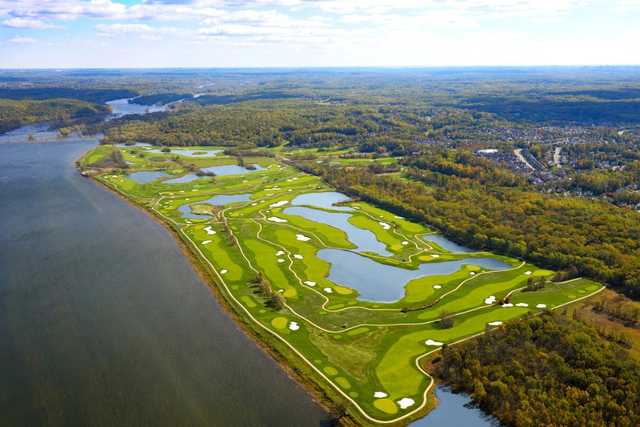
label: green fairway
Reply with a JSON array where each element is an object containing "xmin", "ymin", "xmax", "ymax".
[{"xmin": 81, "ymin": 144, "xmax": 604, "ymax": 425}]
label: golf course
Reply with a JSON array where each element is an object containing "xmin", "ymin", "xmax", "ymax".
[{"xmin": 80, "ymin": 144, "xmax": 604, "ymax": 425}]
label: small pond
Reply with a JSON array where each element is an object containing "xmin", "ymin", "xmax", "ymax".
[
  {"xmin": 411, "ymin": 386, "xmax": 496, "ymax": 427},
  {"xmin": 178, "ymin": 205, "xmax": 211, "ymax": 220},
  {"xmin": 164, "ymin": 174, "xmax": 201, "ymax": 184},
  {"xmin": 290, "ymin": 191, "xmax": 353, "ymax": 211},
  {"xmin": 201, "ymin": 164, "xmax": 264, "ymax": 176},
  {"xmin": 128, "ymin": 171, "xmax": 169, "ymax": 184},
  {"xmin": 203, "ymin": 194, "xmax": 252, "ymax": 205},
  {"xmin": 422, "ymin": 234, "xmax": 476, "ymax": 253},
  {"xmin": 284, "ymin": 206, "xmax": 391, "ymax": 256},
  {"xmin": 318, "ymin": 249, "xmax": 510, "ymax": 302}
]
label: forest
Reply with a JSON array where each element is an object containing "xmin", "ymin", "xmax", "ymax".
[{"xmin": 435, "ymin": 313, "xmax": 640, "ymax": 427}]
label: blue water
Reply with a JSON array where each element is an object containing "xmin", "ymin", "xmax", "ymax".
[
  {"xmin": 318, "ymin": 249, "xmax": 510, "ymax": 302},
  {"xmin": 128, "ymin": 171, "xmax": 169, "ymax": 184},
  {"xmin": 412, "ymin": 386, "xmax": 496, "ymax": 427},
  {"xmin": 204, "ymin": 194, "xmax": 252, "ymax": 205},
  {"xmin": 290, "ymin": 191, "xmax": 353, "ymax": 211},
  {"xmin": 106, "ymin": 98, "xmax": 168, "ymax": 118},
  {"xmin": 422, "ymin": 235, "xmax": 476, "ymax": 253},
  {"xmin": 178, "ymin": 205, "xmax": 212, "ymax": 220},
  {"xmin": 201, "ymin": 164, "xmax": 264, "ymax": 176},
  {"xmin": 164, "ymin": 174, "xmax": 201, "ymax": 184},
  {"xmin": 284, "ymin": 206, "xmax": 391, "ymax": 256}
]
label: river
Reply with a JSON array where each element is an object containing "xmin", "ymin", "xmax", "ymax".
[{"xmin": 0, "ymin": 132, "xmax": 329, "ymax": 426}]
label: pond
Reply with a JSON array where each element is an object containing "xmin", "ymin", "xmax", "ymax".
[
  {"xmin": 201, "ymin": 164, "xmax": 264, "ymax": 176},
  {"xmin": 422, "ymin": 234, "xmax": 476, "ymax": 253},
  {"xmin": 411, "ymin": 386, "xmax": 497, "ymax": 427},
  {"xmin": 203, "ymin": 194, "xmax": 252, "ymax": 205},
  {"xmin": 290, "ymin": 191, "xmax": 353, "ymax": 211},
  {"xmin": 128, "ymin": 171, "xmax": 169, "ymax": 184},
  {"xmin": 164, "ymin": 173, "xmax": 201, "ymax": 184},
  {"xmin": 318, "ymin": 249, "xmax": 511, "ymax": 302},
  {"xmin": 284, "ymin": 206, "xmax": 391, "ymax": 256},
  {"xmin": 178, "ymin": 204, "xmax": 212, "ymax": 220},
  {"xmin": 106, "ymin": 98, "xmax": 168, "ymax": 118}
]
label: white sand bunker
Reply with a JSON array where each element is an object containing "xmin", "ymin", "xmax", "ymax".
[
  {"xmin": 502, "ymin": 303, "xmax": 514, "ymax": 308},
  {"xmin": 268, "ymin": 217, "xmax": 288, "ymax": 223},
  {"xmin": 402, "ymin": 241, "xmax": 409, "ymax": 246},
  {"xmin": 488, "ymin": 321, "xmax": 503, "ymax": 326},
  {"xmin": 276, "ymin": 250, "xmax": 285, "ymax": 256},
  {"xmin": 296, "ymin": 234, "xmax": 311, "ymax": 241},
  {"xmin": 294, "ymin": 254, "xmax": 304, "ymax": 260},
  {"xmin": 374, "ymin": 391, "xmax": 388, "ymax": 399},
  {"xmin": 277, "ymin": 258, "xmax": 286, "ymax": 263},
  {"xmin": 220, "ymin": 269, "xmax": 228, "ymax": 275},
  {"xmin": 397, "ymin": 398, "xmax": 415, "ymax": 409},
  {"xmin": 470, "ymin": 272, "xmax": 476, "ymax": 276},
  {"xmin": 202, "ymin": 240, "xmax": 212, "ymax": 245},
  {"xmin": 432, "ymin": 254, "xmax": 440, "ymax": 258},
  {"xmin": 270, "ymin": 200, "xmax": 289, "ymax": 208},
  {"xmin": 204, "ymin": 226, "xmax": 216, "ymax": 235},
  {"xmin": 536, "ymin": 304, "xmax": 547, "ymax": 309},
  {"xmin": 251, "ymin": 203, "xmax": 258, "ymax": 206},
  {"xmin": 425, "ymin": 339, "xmax": 443, "ymax": 347},
  {"xmin": 524, "ymin": 271, "xmax": 532, "ymax": 276},
  {"xmin": 323, "ymin": 288, "xmax": 333, "ymax": 294},
  {"xmin": 379, "ymin": 222, "xmax": 391, "ymax": 230},
  {"xmin": 304, "ymin": 281, "xmax": 316, "ymax": 287},
  {"xmin": 289, "ymin": 321, "xmax": 300, "ymax": 331},
  {"xmin": 516, "ymin": 303, "xmax": 529, "ymax": 307},
  {"xmin": 484, "ymin": 296, "xmax": 496, "ymax": 305},
  {"xmin": 433, "ymin": 285, "xmax": 442, "ymax": 289}
]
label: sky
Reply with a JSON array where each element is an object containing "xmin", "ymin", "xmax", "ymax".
[{"xmin": 0, "ymin": 0, "xmax": 639, "ymax": 68}]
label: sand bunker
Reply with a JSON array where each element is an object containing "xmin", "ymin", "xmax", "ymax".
[
  {"xmin": 296, "ymin": 234, "xmax": 311, "ymax": 241},
  {"xmin": 516, "ymin": 303, "xmax": 529, "ymax": 307},
  {"xmin": 270, "ymin": 200, "xmax": 289, "ymax": 208},
  {"xmin": 536, "ymin": 304, "xmax": 547, "ymax": 309},
  {"xmin": 268, "ymin": 217, "xmax": 288, "ymax": 223},
  {"xmin": 425, "ymin": 339, "xmax": 443, "ymax": 346},
  {"xmin": 374, "ymin": 391, "xmax": 388, "ymax": 398},
  {"xmin": 502, "ymin": 303, "xmax": 514, "ymax": 308},
  {"xmin": 402, "ymin": 241, "xmax": 409, "ymax": 246},
  {"xmin": 397, "ymin": 398, "xmax": 415, "ymax": 409},
  {"xmin": 524, "ymin": 271, "xmax": 532, "ymax": 275},
  {"xmin": 276, "ymin": 250, "xmax": 285, "ymax": 256},
  {"xmin": 277, "ymin": 259, "xmax": 285, "ymax": 263},
  {"xmin": 488, "ymin": 321, "xmax": 503, "ymax": 326},
  {"xmin": 220, "ymin": 269, "xmax": 228, "ymax": 275},
  {"xmin": 433, "ymin": 285, "xmax": 442, "ymax": 289},
  {"xmin": 202, "ymin": 240, "xmax": 212, "ymax": 245},
  {"xmin": 289, "ymin": 321, "xmax": 300, "ymax": 331},
  {"xmin": 323, "ymin": 288, "xmax": 333, "ymax": 294},
  {"xmin": 204, "ymin": 226, "xmax": 216, "ymax": 235},
  {"xmin": 294, "ymin": 254, "xmax": 304, "ymax": 260},
  {"xmin": 304, "ymin": 281, "xmax": 316, "ymax": 287},
  {"xmin": 484, "ymin": 296, "xmax": 496, "ymax": 305},
  {"xmin": 432, "ymin": 254, "xmax": 440, "ymax": 258},
  {"xmin": 379, "ymin": 222, "xmax": 391, "ymax": 230}
]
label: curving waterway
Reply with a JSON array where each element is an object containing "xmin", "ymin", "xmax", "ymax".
[{"xmin": 0, "ymin": 131, "xmax": 329, "ymax": 426}]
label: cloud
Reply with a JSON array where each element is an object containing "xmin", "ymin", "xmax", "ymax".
[
  {"xmin": 8, "ymin": 36, "xmax": 37, "ymax": 43},
  {"xmin": 3, "ymin": 17, "xmax": 58, "ymax": 29}
]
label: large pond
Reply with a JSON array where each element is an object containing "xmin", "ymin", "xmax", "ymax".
[
  {"xmin": 178, "ymin": 205, "xmax": 212, "ymax": 220},
  {"xmin": 422, "ymin": 234, "xmax": 476, "ymax": 253},
  {"xmin": 128, "ymin": 171, "xmax": 169, "ymax": 184},
  {"xmin": 106, "ymin": 98, "xmax": 168, "ymax": 118},
  {"xmin": 201, "ymin": 164, "xmax": 264, "ymax": 176},
  {"xmin": 0, "ymin": 130, "xmax": 329, "ymax": 425},
  {"xmin": 284, "ymin": 206, "xmax": 391, "ymax": 256},
  {"xmin": 147, "ymin": 148, "xmax": 223, "ymax": 158},
  {"xmin": 204, "ymin": 193, "xmax": 252, "ymax": 205},
  {"xmin": 164, "ymin": 173, "xmax": 201, "ymax": 184},
  {"xmin": 318, "ymin": 249, "xmax": 510, "ymax": 302},
  {"xmin": 411, "ymin": 386, "xmax": 497, "ymax": 427},
  {"xmin": 290, "ymin": 191, "xmax": 353, "ymax": 211}
]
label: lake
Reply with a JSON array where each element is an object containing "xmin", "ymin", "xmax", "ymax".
[
  {"xmin": 318, "ymin": 249, "xmax": 510, "ymax": 302},
  {"xmin": 201, "ymin": 164, "xmax": 264, "ymax": 176},
  {"xmin": 0, "ymin": 134, "xmax": 329, "ymax": 426},
  {"xmin": 128, "ymin": 171, "xmax": 169, "ymax": 184},
  {"xmin": 106, "ymin": 98, "xmax": 168, "ymax": 118},
  {"xmin": 422, "ymin": 234, "xmax": 476, "ymax": 253},
  {"xmin": 411, "ymin": 386, "xmax": 497, "ymax": 427},
  {"xmin": 290, "ymin": 191, "xmax": 353, "ymax": 211}
]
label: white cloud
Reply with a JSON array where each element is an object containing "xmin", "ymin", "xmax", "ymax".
[
  {"xmin": 8, "ymin": 36, "xmax": 37, "ymax": 43},
  {"xmin": 3, "ymin": 17, "xmax": 57, "ymax": 29}
]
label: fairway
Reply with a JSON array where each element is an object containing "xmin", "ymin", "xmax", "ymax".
[{"xmin": 82, "ymin": 144, "xmax": 604, "ymax": 425}]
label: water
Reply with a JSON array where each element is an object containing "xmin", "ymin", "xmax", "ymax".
[
  {"xmin": 422, "ymin": 234, "xmax": 476, "ymax": 253},
  {"xmin": 0, "ymin": 134, "xmax": 329, "ymax": 426},
  {"xmin": 164, "ymin": 173, "xmax": 201, "ymax": 184},
  {"xmin": 178, "ymin": 204, "xmax": 212, "ymax": 220},
  {"xmin": 106, "ymin": 98, "xmax": 168, "ymax": 118},
  {"xmin": 318, "ymin": 249, "xmax": 510, "ymax": 302},
  {"xmin": 201, "ymin": 164, "xmax": 264, "ymax": 176},
  {"xmin": 284, "ymin": 206, "xmax": 391, "ymax": 256},
  {"xmin": 290, "ymin": 191, "xmax": 353, "ymax": 211},
  {"xmin": 412, "ymin": 386, "xmax": 496, "ymax": 427},
  {"xmin": 128, "ymin": 171, "xmax": 169, "ymax": 184},
  {"xmin": 204, "ymin": 194, "xmax": 252, "ymax": 205}
]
